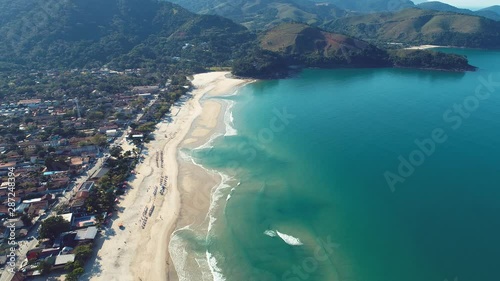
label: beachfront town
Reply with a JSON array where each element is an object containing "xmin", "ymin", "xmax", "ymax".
[{"xmin": 0, "ymin": 67, "xmax": 191, "ymax": 280}]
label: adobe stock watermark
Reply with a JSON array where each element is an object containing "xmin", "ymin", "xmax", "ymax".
[
  {"xmin": 385, "ymin": 74, "xmax": 500, "ymax": 192},
  {"xmin": 247, "ymin": 236, "xmax": 340, "ymax": 281},
  {"xmin": 6, "ymin": 167, "xmax": 17, "ymax": 273}
]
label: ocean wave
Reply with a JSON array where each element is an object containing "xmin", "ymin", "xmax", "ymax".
[
  {"xmin": 169, "ymin": 227, "xmax": 191, "ymax": 281},
  {"xmin": 264, "ymin": 230, "xmax": 277, "ymax": 237},
  {"xmin": 207, "ymin": 172, "xmax": 232, "ymax": 232},
  {"xmin": 226, "ymin": 187, "xmax": 236, "ymax": 202},
  {"xmin": 224, "ymin": 100, "xmax": 238, "ymax": 137},
  {"xmin": 206, "ymin": 251, "xmax": 226, "ymax": 281},
  {"xmin": 263, "ymin": 229, "xmax": 303, "ymax": 246},
  {"xmin": 276, "ymin": 231, "xmax": 304, "ymax": 246},
  {"xmin": 204, "ymin": 172, "xmax": 233, "ymax": 281},
  {"xmin": 194, "ymin": 132, "xmax": 223, "ymax": 151}
]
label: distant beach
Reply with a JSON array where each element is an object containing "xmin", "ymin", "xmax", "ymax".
[
  {"xmin": 84, "ymin": 72, "xmax": 251, "ymax": 281},
  {"xmin": 404, "ymin": 44, "xmax": 444, "ymax": 50}
]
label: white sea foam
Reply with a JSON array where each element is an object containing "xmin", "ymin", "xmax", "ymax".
[
  {"xmin": 169, "ymin": 227, "xmax": 191, "ymax": 281},
  {"xmin": 224, "ymin": 100, "xmax": 238, "ymax": 136},
  {"xmin": 226, "ymin": 187, "xmax": 237, "ymax": 202},
  {"xmin": 276, "ymin": 231, "xmax": 304, "ymax": 246},
  {"xmin": 264, "ymin": 230, "xmax": 277, "ymax": 237},
  {"xmin": 206, "ymin": 251, "xmax": 226, "ymax": 281},
  {"xmin": 206, "ymin": 172, "xmax": 232, "ymax": 232},
  {"xmin": 194, "ymin": 132, "xmax": 223, "ymax": 151},
  {"xmin": 204, "ymin": 172, "xmax": 233, "ymax": 281},
  {"xmin": 195, "ymin": 258, "xmax": 214, "ymax": 281}
]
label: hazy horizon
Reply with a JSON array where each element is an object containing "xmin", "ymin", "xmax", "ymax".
[{"xmin": 415, "ymin": 0, "xmax": 499, "ymax": 10}]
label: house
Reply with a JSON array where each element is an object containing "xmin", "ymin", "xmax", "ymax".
[
  {"xmin": 70, "ymin": 145, "xmax": 98, "ymax": 156},
  {"xmin": 79, "ymin": 181, "xmax": 94, "ymax": 192},
  {"xmin": 26, "ymin": 248, "xmax": 43, "ymax": 261},
  {"xmin": 70, "ymin": 185, "xmax": 91, "ymax": 212},
  {"xmin": 53, "ymin": 254, "xmax": 75, "ymax": 268},
  {"xmin": 132, "ymin": 86, "xmax": 159, "ymax": 94},
  {"xmin": 106, "ymin": 129, "xmax": 118, "ymax": 137},
  {"xmin": 39, "ymin": 248, "xmax": 60, "ymax": 259},
  {"xmin": 18, "ymin": 99, "xmax": 42, "ymax": 107},
  {"xmin": 27, "ymin": 200, "xmax": 49, "ymax": 216},
  {"xmin": 98, "ymin": 125, "xmax": 119, "ymax": 133},
  {"xmin": 0, "ymin": 162, "xmax": 16, "ymax": 175},
  {"xmin": 70, "ymin": 156, "xmax": 89, "ymax": 171},
  {"xmin": 60, "ymin": 213, "xmax": 74, "ymax": 225},
  {"xmin": 75, "ymin": 226, "xmax": 98, "ymax": 241},
  {"xmin": 3, "ymin": 218, "xmax": 24, "ymax": 229}
]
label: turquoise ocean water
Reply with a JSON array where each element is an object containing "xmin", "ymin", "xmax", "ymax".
[{"xmin": 187, "ymin": 49, "xmax": 500, "ymax": 281}]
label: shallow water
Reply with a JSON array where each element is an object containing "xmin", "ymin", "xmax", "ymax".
[{"xmin": 186, "ymin": 49, "xmax": 500, "ymax": 281}]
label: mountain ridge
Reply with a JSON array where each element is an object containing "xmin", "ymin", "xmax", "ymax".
[
  {"xmin": 417, "ymin": 1, "xmax": 500, "ymax": 21},
  {"xmin": 324, "ymin": 8, "xmax": 500, "ymax": 49}
]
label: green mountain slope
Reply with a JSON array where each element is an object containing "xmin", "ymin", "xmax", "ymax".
[
  {"xmin": 309, "ymin": 0, "xmax": 415, "ymax": 12},
  {"xmin": 259, "ymin": 23, "xmax": 390, "ymax": 66},
  {"xmin": 0, "ymin": 0, "xmax": 254, "ymax": 70},
  {"xmin": 232, "ymin": 22, "xmax": 474, "ymax": 78},
  {"xmin": 480, "ymin": 5, "xmax": 500, "ymax": 15},
  {"xmin": 324, "ymin": 8, "xmax": 500, "ymax": 48},
  {"xmin": 168, "ymin": 0, "xmax": 352, "ymax": 30},
  {"xmin": 417, "ymin": 1, "xmax": 500, "ymax": 21}
]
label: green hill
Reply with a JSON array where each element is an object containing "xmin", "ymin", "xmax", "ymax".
[
  {"xmin": 417, "ymin": 1, "xmax": 500, "ymax": 21},
  {"xmin": 259, "ymin": 23, "xmax": 390, "ymax": 66},
  {"xmin": 232, "ymin": 22, "xmax": 474, "ymax": 78},
  {"xmin": 309, "ymin": 0, "xmax": 414, "ymax": 12},
  {"xmin": 168, "ymin": 0, "xmax": 352, "ymax": 30},
  {"xmin": 324, "ymin": 8, "xmax": 500, "ymax": 48},
  {"xmin": 0, "ymin": 0, "xmax": 254, "ymax": 70},
  {"xmin": 479, "ymin": 5, "xmax": 500, "ymax": 15}
]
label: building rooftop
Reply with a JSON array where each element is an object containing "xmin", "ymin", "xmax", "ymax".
[
  {"xmin": 54, "ymin": 254, "xmax": 75, "ymax": 266},
  {"xmin": 75, "ymin": 226, "xmax": 98, "ymax": 240}
]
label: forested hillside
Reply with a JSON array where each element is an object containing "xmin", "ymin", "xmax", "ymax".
[
  {"xmin": 0, "ymin": 0, "xmax": 254, "ymax": 71},
  {"xmin": 168, "ymin": 0, "xmax": 352, "ymax": 30},
  {"xmin": 324, "ymin": 8, "xmax": 500, "ymax": 48}
]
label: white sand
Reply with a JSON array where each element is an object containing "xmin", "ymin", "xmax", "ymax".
[
  {"xmin": 405, "ymin": 45, "xmax": 444, "ymax": 50},
  {"xmin": 84, "ymin": 72, "xmax": 250, "ymax": 281}
]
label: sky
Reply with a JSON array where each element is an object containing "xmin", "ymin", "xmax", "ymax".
[{"xmin": 417, "ymin": 0, "xmax": 499, "ymax": 9}]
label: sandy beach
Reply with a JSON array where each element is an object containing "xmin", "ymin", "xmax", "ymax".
[
  {"xmin": 404, "ymin": 44, "xmax": 444, "ymax": 50},
  {"xmin": 84, "ymin": 72, "xmax": 250, "ymax": 281}
]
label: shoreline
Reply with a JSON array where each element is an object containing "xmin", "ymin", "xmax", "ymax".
[
  {"xmin": 84, "ymin": 72, "xmax": 252, "ymax": 281},
  {"xmin": 404, "ymin": 44, "xmax": 445, "ymax": 50}
]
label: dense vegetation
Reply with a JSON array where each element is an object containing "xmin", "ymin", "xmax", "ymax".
[
  {"xmin": 168, "ymin": 0, "xmax": 353, "ymax": 30},
  {"xmin": 0, "ymin": 0, "xmax": 487, "ymax": 80},
  {"xmin": 324, "ymin": 8, "xmax": 500, "ymax": 48},
  {"xmin": 389, "ymin": 49, "xmax": 476, "ymax": 71},
  {"xmin": 417, "ymin": 2, "xmax": 500, "ymax": 21},
  {"xmin": 309, "ymin": 0, "xmax": 414, "ymax": 12},
  {"xmin": 232, "ymin": 23, "xmax": 475, "ymax": 78},
  {"xmin": 0, "ymin": 0, "xmax": 254, "ymax": 72},
  {"xmin": 259, "ymin": 23, "xmax": 391, "ymax": 67}
]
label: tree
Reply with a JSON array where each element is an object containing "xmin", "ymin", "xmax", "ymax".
[
  {"xmin": 66, "ymin": 267, "xmax": 85, "ymax": 281},
  {"xmin": 74, "ymin": 244, "xmax": 93, "ymax": 263},
  {"xmin": 20, "ymin": 214, "xmax": 32, "ymax": 227},
  {"xmin": 39, "ymin": 216, "xmax": 71, "ymax": 240},
  {"xmin": 37, "ymin": 260, "xmax": 52, "ymax": 275},
  {"xmin": 109, "ymin": 146, "xmax": 123, "ymax": 158}
]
